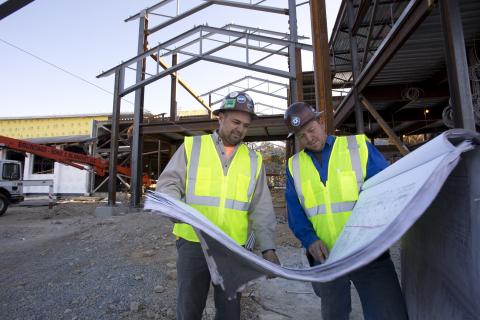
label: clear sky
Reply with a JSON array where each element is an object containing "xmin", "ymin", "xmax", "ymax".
[{"xmin": 0, "ymin": 0, "xmax": 341, "ymax": 118}]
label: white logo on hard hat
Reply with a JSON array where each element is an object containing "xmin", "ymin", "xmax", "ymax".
[
  {"xmin": 291, "ymin": 116, "xmax": 301, "ymax": 127},
  {"xmin": 229, "ymin": 92, "xmax": 239, "ymax": 98},
  {"xmin": 237, "ymin": 95, "xmax": 246, "ymax": 103}
]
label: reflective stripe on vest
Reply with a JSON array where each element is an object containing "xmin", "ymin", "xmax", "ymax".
[
  {"xmin": 174, "ymin": 134, "xmax": 262, "ymax": 244},
  {"xmin": 303, "ymin": 201, "xmax": 357, "ymax": 218}
]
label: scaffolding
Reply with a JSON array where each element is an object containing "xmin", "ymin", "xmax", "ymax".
[{"xmin": 97, "ymin": 0, "xmax": 333, "ymax": 206}]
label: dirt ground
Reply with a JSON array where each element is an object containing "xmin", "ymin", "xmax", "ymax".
[{"xmin": 0, "ymin": 191, "xmax": 400, "ymax": 320}]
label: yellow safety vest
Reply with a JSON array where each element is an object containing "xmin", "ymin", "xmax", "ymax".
[
  {"xmin": 288, "ymin": 135, "xmax": 369, "ymax": 250},
  {"xmin": 173, "ymin": 134, "xmax": 262, "ymax": 244}
]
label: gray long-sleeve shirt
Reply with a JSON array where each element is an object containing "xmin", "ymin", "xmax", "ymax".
[{"xmin": 156, "ymin": 131, "xmax": 277, "ymax": 252}]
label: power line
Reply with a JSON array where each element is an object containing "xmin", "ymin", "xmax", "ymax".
[
  {"xmin": 0, "ymin": 38, "xmax": 205, "ymax": 136},
  {"xmin": 0, "ymin": 37, "xmax": 200, "ymax": 133},
  {"xmin": 0, "ymin": 37, "xmax": 135, "ymax": 106}
]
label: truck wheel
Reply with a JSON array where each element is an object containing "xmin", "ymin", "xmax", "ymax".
[{"xmin": 0, "ymin": 194, "xmax": 8, "ymax": 216}]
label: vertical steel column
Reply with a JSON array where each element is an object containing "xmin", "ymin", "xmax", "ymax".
[
  {"xmin": 289, "ymin": 0, "xmax": 305, "ymax": 152},
  {"xmin": 288, "ymin": 0, "xmax": 299, "ymax": 102},
  {"xmin": 295, "ymin": 48, "xmax": 304, "ymax": 101},
  {"xmin": 157, "ymin": 140, "xmax": 162, "ymax": 179},
  {"xmin": 130, "ymin": 11, "xmax": 148, "ymax": 207},
  {"xmin": 439, "ymin": 0, "xmax": 475, "ymax": 130},
  {"xmin": 170, "ymin": 53, "xmax": 178, "ymax": 122},
  {"xmin": 108, "ymin": 68, "xmax": 124, "ymax": 206},
  {"xmin": 347, "ymin": 0, "xmax": 365, "ymax": 133},
  {"xmin": 309, "ymin": 0, "xmax": 334, "ymax": 134},
  {"xmin": 88, "ymin": 120, "xmax": 98, "ymax": 195}
]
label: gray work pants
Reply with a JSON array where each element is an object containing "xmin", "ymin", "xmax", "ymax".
[
  {"xmin": 310, "ymin": 252, "xmax": 409, "ymax": 320},
  {"xmin": 176, "ymin": 238, "xmax": 241, "ymax": 320}
]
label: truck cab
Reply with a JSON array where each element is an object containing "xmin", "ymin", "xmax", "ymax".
[{"xmin": 0, "ymin": 160, "xmax": 24, "ymax": 215}]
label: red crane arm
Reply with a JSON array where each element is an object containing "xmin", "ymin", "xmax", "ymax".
[{"xmin": 0, "ymin": 135, "xmax": 131, "ymax": 177}]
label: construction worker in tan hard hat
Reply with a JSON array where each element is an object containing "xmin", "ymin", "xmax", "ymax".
[
  {"xmin": 284, "ymin": 102, "xmax": 408, "ymax": 320},
  {"xmin": 156, "ymin": 91, "xmax": 280, "ymax": 320}
]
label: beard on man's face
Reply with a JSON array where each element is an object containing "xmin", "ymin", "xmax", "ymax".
[{"xmin": 222, "ymin": 128, "xmax": 244, "ymax": 145}]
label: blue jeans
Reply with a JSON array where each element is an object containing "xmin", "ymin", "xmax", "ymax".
[
  {"xmin": 310, "ymin": 252, "xmax": 408, "ymax": 320},
  {"xmin": 176, "ymin": 238, "xmax": 241, "ymax": 320}
]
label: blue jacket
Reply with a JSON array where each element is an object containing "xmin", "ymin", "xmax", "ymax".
[{"xmin": 285, "ymin": 135, "xmax": 389, "ymax": 249}]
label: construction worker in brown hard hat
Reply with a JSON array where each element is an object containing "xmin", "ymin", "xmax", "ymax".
[
  {"xmin": 284, "ymin": 102, "xmax": 408, "ymax": 320},
  {"xmin": 156, "ymin": 91, "xmax": 280, "ymax": 320}
]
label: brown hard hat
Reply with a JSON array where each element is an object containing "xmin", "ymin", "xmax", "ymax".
[
  {"xmin": 284, "ymin": 102, "xmax": 321, "ymax": 138},
  {"xmin": 213, "ymin": 91, "xmax": 256, "ymax": 117}
]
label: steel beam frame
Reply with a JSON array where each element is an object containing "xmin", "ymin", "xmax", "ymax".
[
  {"xmin": 125, "ymin": 0, "xmax": 288, "ymax": 33},
  {"xmin": 201, "ymin": 76, "xmax": 288, "ymax": 109},
  {"xmin": 352, "ymin": 0, "xmax": 372, "ymax": 36},
  {"xmin": 439, "ymin": 0, "xmax": 475, "ymax": 130},
  {"xmin": 107, "ymin": 69, "xmax": 124, "ymax": 206},
  {"xmin": 170, "ymin": 53, "xmax": 178, "ymax": 122},
  {"xmin": 333, "ymin": 0, "xmax": 433, "ymax": 128},
  {"xmin": 201, "ymin": 75, "xmax": 288, "ymax": 96},
  {"xmin": 98, "ymin": 25, "xmax": 310, "ymax": 81},
  {"xmin": 101, "ymin": 0, "xmax": 312, "ymax": 208},
  {"xmin": 361, "ymin": 96, "xmax": 409, "ymax": 155},
  {"xmin": 141, "ymin": 115, "xmax": 286, "ymax": 135},
  {"xmin": 148, "ymin": 53, "xmax": 211, "ymax": 113},
  {"xmin": 210, "ymin": 88, "xmax": 287, "ymax": 107},
  {"xmin": 347, "ymin": 0, "xmax": 365, "ymax": 133},
  {"xmin": 361, "ymin": 0, "xmax": 379, "ymax": 69},
  {"xmin": 225, "ymin": 23, "xmax": 309, "ymax": 41},
  {"xmin": 129, "ymin": 13, "xmax": 147, "ymax": 207},
  {"xmin": 0, "ymin": 0, "xmax": 34, "ymax": 20},
  {"xmin": 288, "ymin": 0, "xmax": 300, "ymax": 103}
]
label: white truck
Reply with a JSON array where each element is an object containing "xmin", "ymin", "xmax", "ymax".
[{"xmin": 0, "ymin": 159, "xmax": 24, "ymax": 215}]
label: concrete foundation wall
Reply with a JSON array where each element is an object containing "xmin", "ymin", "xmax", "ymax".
[{"xmin": 402, "ymin": 148, "xmax": 480, "ymax": 319}]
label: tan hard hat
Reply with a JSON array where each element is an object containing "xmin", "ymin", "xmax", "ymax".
[
  {"xmin": 213, "ymin": 91, "xmax": 256, "ymax": 117},
  {"xmin": 284, "ymin": 102, "xmax": 321, "ymax": 138}
]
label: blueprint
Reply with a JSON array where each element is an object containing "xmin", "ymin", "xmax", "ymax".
[{"xmin": 144, "ymin": 129, "xmax": 480, "ymax": 302}]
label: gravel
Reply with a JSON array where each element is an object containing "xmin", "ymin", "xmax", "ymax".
[
  {"xmin": 0, "ymin": 200, "xmax": 262, "ymax": 320},
  {"xmin": 0, "ymin": 202, "xmax": 180, "ymax": 320}
]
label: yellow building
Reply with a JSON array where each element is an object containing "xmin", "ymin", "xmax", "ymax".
[{"xmin": 0, "ymin": 114, "xmax": 109, "ymax": 139}]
